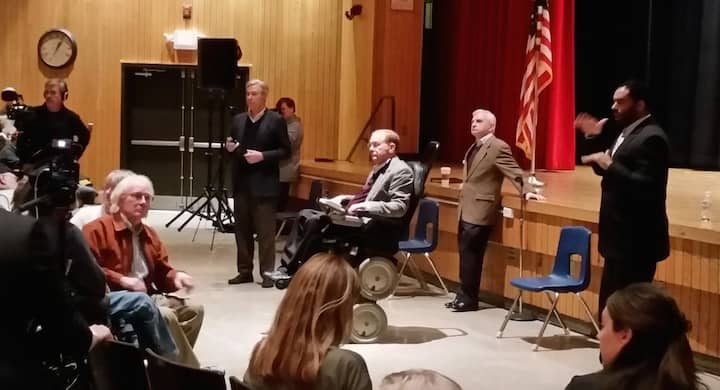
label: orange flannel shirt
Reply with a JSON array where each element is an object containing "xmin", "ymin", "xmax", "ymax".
[{"xmin": 82, "ymin": 214, "xmax": 178, "ymax": 294}]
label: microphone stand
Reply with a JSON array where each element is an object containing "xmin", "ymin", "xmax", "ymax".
[{"xmin": 510, "ymin": 177, "xmax": 534, "ymax": 321}]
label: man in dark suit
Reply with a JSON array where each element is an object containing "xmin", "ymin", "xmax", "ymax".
[
  {"xmin": 225, "ymin": 79, "xmax": 290, "ymax": 287},
  {"xmin": 447, "ymin": 109, "xmax": 543, "ymax": 312},
  {"xmin": 576, "ymin": 80, "xmax": 670, "ymax": 320}
]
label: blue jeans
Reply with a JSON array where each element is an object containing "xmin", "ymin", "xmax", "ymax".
[{"xmin": 107, "ymin": 291, "xmax": 177, "ymax": 359}]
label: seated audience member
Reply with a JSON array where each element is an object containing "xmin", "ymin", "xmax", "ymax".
[
  {"xmin": 280, "ymin": 129, "xmax": 413, "ymax": 274},
  {"xmin": 74, "ymin": 185, "xmax": 98, "ymax": 210},
  {"xmin": 380, "ymin": 369, "xmax": 463, "ymax": 390},
  {"xmin": 71, "ymin": 169, "xmax": 134, "ymax": 228},
  {"xmin": 83, "ymin": 175, "xmax": 204, "ymax": 367},
  {"xmin": 244, "ymin": 253, "xmax": 372, "ymax": 390},
  {"xmin": 565, "ymin": 283, "xmax": 701, "ymax": 390},
  {"xmin": 276, "ymin": 97, "xmax": 304, "ymax": 212},
  {"xmin": 0, "ymin": 208, "xmax": 113, "ymax": 389}
]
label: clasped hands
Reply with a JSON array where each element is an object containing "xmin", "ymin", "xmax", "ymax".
[
  {"xmin": 119, "ymin": 271, "xmax": 194, "ymax": 293},
  {"xmin": 225, "ymin": 137, "xmax": 264, "ymax": 164}
]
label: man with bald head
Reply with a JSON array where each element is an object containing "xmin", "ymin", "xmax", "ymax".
[{"xmin": 448, "ymin": 109, "xmax": 543, "ymax": 312}]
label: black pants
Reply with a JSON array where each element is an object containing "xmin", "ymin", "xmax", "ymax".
[
  {"xmin": 277, "ymin": 182, "xmax": 291, "ymax": 212},
  {"xmin": 458, "ymin": 220, "xmax": 493, "ymax": 303},
  {"xmin": 233, "ymin": 191, "xmax": 277, "ymax": 277},
  {"xmin": 598, "ymin": 257, "xmax": 657, "ymax": 322}
]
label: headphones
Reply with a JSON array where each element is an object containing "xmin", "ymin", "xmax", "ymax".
[{"xmin": 59, "ymin": 80, "xmax": 69, "ymax": 101}]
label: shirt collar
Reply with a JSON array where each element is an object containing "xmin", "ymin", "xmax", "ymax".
[
  {"xmin": 112, "ymin": 213, "xmax": 145, "ymax": 234},
  {"xmin": 622, "ymin": 114, "xmax": 651, "ymax": 136},
  {"xmin": 249, "ymin": 108, "xmax": 267, "ymax": 123},
  {"xmin": 476, "ymin": 133, "xmax": 494, "ymax": 147}
]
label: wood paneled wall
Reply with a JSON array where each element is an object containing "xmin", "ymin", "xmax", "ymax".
[{"xmin": 0, "ymin": 0, "xmax": 343, "ymax": 183}]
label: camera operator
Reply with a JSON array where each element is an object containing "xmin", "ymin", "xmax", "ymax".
[
  {"xmin": 15, "ymin": 78, "xmax": 90, "ymax": 170},
  {"xmin": 0, "ymin": 208, "xmax": 112, "ymax": 389}
]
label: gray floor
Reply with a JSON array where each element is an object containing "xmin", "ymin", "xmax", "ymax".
[{"xmin": 151, "ymin": 210, "xmax": 720, "ymax": 390}]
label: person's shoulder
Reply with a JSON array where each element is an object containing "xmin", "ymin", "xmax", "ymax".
[
  {"xmin": 490, "ymin": 135, "xmax": 511, "ymax": 150},
  {"xmin": 390, "ymin": 156, "xmax": 413, "ymax": 173},
  {"xmin": 83, "ymin": 212, "xmax": 113, "ymax": 233},
  {"xmin": 323, "ymin": 347, "xmax": 367, "ymax": 369},
  {"xmin": 564, "ymin": 371, "xmax": 605, "ymax": 390}
]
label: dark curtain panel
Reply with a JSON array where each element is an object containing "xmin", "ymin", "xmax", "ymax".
[{"xmin": 576, "ymin": 0, "xmax": 720, "ymax": 170}]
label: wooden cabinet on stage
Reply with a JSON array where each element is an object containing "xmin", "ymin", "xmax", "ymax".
[{"xmin": 120, "ymin": 63, "xmax": 250, "ymax": 209}]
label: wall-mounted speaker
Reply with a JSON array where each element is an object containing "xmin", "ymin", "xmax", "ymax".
[{"xmin": 197, "ymin": 38, "xmax": 240, "ymax": 90}]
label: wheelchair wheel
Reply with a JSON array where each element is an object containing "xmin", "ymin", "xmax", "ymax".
[
  {"xmin": 275, "ymin": 278, "xmax": 290, "ymax": 290},
  {"xmin": 358, "ymin": 257, "xmax": 398, "ymax": 301},
  {"xmin": 351, "ymin": 303, "xmax": 388, "ymax": 344}
]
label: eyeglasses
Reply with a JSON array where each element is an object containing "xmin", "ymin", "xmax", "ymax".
[{"xmin": 124, "ymin": 192, "xmax": 153, "ymax": 202}]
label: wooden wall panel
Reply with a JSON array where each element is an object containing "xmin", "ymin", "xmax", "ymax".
[{"xmin": 0, "ymin": 0, "xmax": 342, "ymax": 184}]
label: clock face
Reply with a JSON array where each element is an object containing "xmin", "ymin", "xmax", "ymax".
[{"xmin": 38, "ymin": 28, "xmax": 77, "ymax": 68}]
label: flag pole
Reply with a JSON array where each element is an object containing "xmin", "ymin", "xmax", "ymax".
[{"xmin": 528, "ymin": 3, "xmax": 545, "ymax": 188}]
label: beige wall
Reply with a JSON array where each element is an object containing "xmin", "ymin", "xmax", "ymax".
[
  {"xmin": 0, "ymin": 0, "xmax": 342, "ymax": 183},
  {"xmin": 0, "ymin": 0, "xmax": 423, "ymax": 183}
]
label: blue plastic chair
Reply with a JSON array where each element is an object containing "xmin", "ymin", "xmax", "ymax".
[
  {"xmin": 395, "ymin": 198, "xmax": 448, "ymax": 295},
  {"xmin": 497, "ymin": 226, "xmax": 600, "ymax": 350}
]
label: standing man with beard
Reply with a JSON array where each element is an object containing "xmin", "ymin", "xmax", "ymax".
[
  {"xmin": 226, "ymin": 80, "xmax": 290, "ymax": 287},
  {"xmin": 576, "ymin": 80, "xmax": 670, "ymax": 320}
]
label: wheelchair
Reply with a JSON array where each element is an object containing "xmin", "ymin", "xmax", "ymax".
[
  {"xmin": 270, "ymin": 141, "xmax": 440, "ymax": 344},
  {"xmin": 269, "ymin": 213, "xmax": 401, "ymax": 343}
]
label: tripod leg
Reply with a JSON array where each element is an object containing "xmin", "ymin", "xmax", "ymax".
[
  {"xmin": 166, "ymin": 194, "xmax": 206, "ymax": 228},
  {"xmin": 192, "ymin": 213, "xmax": 203, "ymax": 242},
  {"xmin": 178, "ymin": 195, "xmax": 212, "ymax": 231}
]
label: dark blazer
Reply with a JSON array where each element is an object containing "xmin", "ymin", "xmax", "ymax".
[
  {"xmin": 458, "ymin": 135, "xmax": 524, "ymax": 226},
  {"xmin": 586, "ymin": 117, "xmax": 670, "ymax": 263},
  {"xmin": 228, "ymin": 109, "xmax": 290, "ymax": 197}
]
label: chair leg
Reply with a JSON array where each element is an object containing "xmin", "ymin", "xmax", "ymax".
[
  {"xmin": 424, "ymin": 253, "xmax": 449, "ymax": 295},
  {"xmin": 575, "ymin": 292, "xmax": 601, "ymax": 335},
  {"xmin": 543, "ymin": 291, "xmax": 569, "ymax": 335},
  {"xmin": 275, "ymin": 219, "xmax": 287, "ymax": 240},
  {"xmin": 497, "ymin": 293, "xmax": 521, "ymax": 338},
  {"xmin": 392, "ymin": 252, "xmax": 411, "ymax": 296},
  {"xmin": 534, "ymin": 293, "xmax": 559, "ymax": 351},
  {"xmin": 406, "ymin": 254, "xmax": 428, "ymax": 291}
]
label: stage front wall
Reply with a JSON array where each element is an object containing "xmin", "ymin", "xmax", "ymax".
[{"xmin": 296, "ymin": 160, "xmax": 720, "ymax": 361}]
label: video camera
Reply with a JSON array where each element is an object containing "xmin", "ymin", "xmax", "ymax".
[
  {"xmin": 19, "ymin": 138, "xmax": 81, "ymax": 214},
  {"xmin": 1, "ymin": 87, "xmax": 30, "ymax": 121}
]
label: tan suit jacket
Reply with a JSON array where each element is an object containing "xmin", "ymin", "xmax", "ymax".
[{"xmin": 458, "ymin": 135, "xmax": 525, "ymax": 226}]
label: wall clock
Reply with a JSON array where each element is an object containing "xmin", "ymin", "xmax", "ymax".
[{"xmin": 38, "ymin": 28, "xmax": 78, "ymax": 68}]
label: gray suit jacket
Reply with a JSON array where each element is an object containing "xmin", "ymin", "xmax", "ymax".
[
  {"xmin": 458, "ymin": 135, "xmax": 525, "ymax": 226},
  {"xmin": 363, "ymin": 156, "xmax": 414, "ymax": 218}
]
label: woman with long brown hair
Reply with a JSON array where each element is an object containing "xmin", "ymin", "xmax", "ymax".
[
  {"xmin": 243, "ymin": 253, "xmax": 372, "ymax": 390},
  {"xmin": 565, "ymin": 283, "xmax": 703, "ymax": 390}
]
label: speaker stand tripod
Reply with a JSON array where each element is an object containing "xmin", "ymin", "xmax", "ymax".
[{"xmin": 166, "ymin": 88, "xmax": 234, "ymax": 250}]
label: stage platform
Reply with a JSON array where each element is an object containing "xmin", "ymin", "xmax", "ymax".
[{"xmin": 297, "ymin": 159, "xmax": 720, "ymax": 361}]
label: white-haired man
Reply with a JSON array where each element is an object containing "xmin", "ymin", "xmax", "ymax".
[
  {"xmin": 83, "ymin": 175, "xmax": 203, "ymax": 367},
  {"xmin": 71, "ymin": 169, "xmax": 134, "ymax": 229},
  {"xmin": 448, "ymin": 109, "xmax": 544, "ymax": 312}
]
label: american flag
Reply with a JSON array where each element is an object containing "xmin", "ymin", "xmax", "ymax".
[{"xmin": 515, "ymin": 0, "xmax": 553, "ymax": 160}]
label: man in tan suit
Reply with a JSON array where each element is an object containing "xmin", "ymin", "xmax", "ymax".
[{"xmin": 446, "ymin": 109, "xmax": 543, "ymax": 312}]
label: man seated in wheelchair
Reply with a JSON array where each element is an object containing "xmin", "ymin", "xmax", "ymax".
[{"xmin": 276, "ymin": 129, "xmax": 414, "ymax": 279}]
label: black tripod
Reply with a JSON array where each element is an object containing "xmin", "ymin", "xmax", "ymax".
[{"xmin": 166, "ymin": 88, "xmax": 234, "ymax": 250}]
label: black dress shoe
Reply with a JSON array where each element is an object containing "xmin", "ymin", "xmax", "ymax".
[
  {"xmin": 261, "ymin": 278, "xmax": 275, "ymax": 288},
  {"xmin": 228, "ymin": 274, "xmax": 253, "ymax": 285},
  {"xmin": 452, "ymin": 300, "xmax": 479, "ymax": 312}
]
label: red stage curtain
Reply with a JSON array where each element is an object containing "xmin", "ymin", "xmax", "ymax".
[{"xmin": 432, "ymin": 0, "xmax": 575, "ymax": 170}]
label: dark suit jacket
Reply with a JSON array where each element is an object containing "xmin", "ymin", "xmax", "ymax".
[
  {"xmin": 586, "ymin": 117, "xmax": 670, "ymax": 263},
  {"xmin": 458, "ymin": 136, "xmax": 525, "ymax": 226},
  {"xmin": 0, "ymin": 210, "xmax": 93, "ymax": 387},
  {"xmin": 228, "ymin": 109, "xmax": 290, "ymax": 197}
]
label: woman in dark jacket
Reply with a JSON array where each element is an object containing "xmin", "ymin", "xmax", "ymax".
[{"xmin": 565, "ymin": 283, "xmax": 703, "ymax": 390}]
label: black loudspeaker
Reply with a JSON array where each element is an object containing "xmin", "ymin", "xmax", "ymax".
[{"xmin": 197, "ymin": 38, "xmax": 240, "ymax": 90}]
